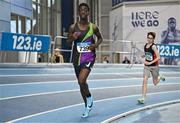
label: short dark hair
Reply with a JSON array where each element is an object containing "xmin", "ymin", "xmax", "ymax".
[
  {"xmin": 78, "ymin": 3, "xmax": 90, "ymax": 11},
  {"xmin": 147, "ymin": 32, "xmax": 156, "ymax": 39}
]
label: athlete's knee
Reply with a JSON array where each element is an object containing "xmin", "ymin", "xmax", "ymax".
[
  {"xmin": 78, "ymin": 77, "xmax": 87, "ymax": 83},
  {"xmin": 153, "ymin": 80, "xmax": 158, "ymax": 85},
  {"xmin": 143, "ymin": 78, "xmax": 148, "ymax": 83},
  {"xmin": 78, "ymin": 82, "xmax": 88, "ymax": 89}
]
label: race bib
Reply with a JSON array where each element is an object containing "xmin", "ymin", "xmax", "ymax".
[
  {"xmin": 145, "ymin": 52, "xmax": 153, "ymax": 61},
  {"xmin": 77, "ymin": 42, "xmax": 91, "ymax": 53}
]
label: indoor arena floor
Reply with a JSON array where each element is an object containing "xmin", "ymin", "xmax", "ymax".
[{"xmin": 0, "ymin": 63, "xmax": 180, "ymax": 123}]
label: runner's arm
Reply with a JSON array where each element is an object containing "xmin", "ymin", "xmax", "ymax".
[
  {"xmin": 67, "ymin": 24, "xmax": 79, "ymax": 44},
  {"xmin": 89, "ymin": 24, "xmax": 103, "ymax": 50}
]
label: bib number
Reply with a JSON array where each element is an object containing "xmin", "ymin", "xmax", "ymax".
[
  {"xmin": 77, "ymin": 42, "xmax": 91, "ymax": 53},
  {"xmin": 145, "ymin": 52, "xmax": 153, "ymax": 61}
]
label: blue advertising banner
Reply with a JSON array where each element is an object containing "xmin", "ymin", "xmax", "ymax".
[
  {"xmin": 156, "ymin": 44, "xmax": 180, "ymax": 58},
  {"xmin": 0, "ymin": 32, "xmax": 50, "ymax": 52}
]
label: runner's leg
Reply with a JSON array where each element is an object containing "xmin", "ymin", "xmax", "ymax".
[{"xmin": 78, "ymin": 68, "xmax": 91, "ymax": 99}]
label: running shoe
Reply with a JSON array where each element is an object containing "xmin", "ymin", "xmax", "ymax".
[
  {"xmin": 81, "ymin": 107, "xmax": 91, "ymax": 118},
  {"xmin": 160, "ymin": 75, "xmax": 165, "ymax": 81},
  {"xmin": 137, "ymin": 97, "xmax": 145, "ymax": 104},
  {"xmin": 86, "ymin": 96, "xmax": 93, "ymax": 109}
]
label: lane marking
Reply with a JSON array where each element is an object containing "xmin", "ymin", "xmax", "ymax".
[
  {"xmin": 0, "ymin": 78, "xmax": 143, "ymax": 86},
  {"xmin": 6, "ymin": 90, "xmax": 180, "ymax": 123},
  {"xmin": 0, "ymin": 76, "xmax": 179, "ymax": 87},
  {"xmin": 0, "ymin": 67, "xmax": 143, "ymax": 71},
  {"xmin": 0, "ymin": 72, "xmax": 144, "ymax": 77},
  {"xmin": 1, "ymin": 83, "xmax": 180, "ymax": 101},
  {"xmin": 102, "ymin": 99, "xmax": 180, "ymax": 123},
  {"xmin": 0, "ymin": 71, "xmax": 179, "ymax": 77}
]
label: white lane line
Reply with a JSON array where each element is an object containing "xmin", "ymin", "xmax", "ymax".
[
  {"xmin": 101, "ymin": 99, "xmax": 180, "ymax": 123},
  {"xmin": 6, "ymin": 90, "xmax": 180, "ymax": 123},
  {"xmin": 0, "ymin": 78, "xmax": 142, "ymax": 86},
  {"xmin": 1, "ymin": 83, "xmax": 180, "ymax": 101},
  {"xmin": 0, "ymin": 76, "xmax": 179, "ymax": 87},
  {"xmin": 0, "ymin": 71, "xmax": 179, "ymax": 77},
  {"xmin": 0, "ymin": 72, "xmax": 143, "ymax": 77},
  {"xmin": 0, "ymin": 68, "xmax": 73, "ymax": 70},
  {"xmin": 0, "ymin": 67, "xmax": 143, "ymax": 71}
]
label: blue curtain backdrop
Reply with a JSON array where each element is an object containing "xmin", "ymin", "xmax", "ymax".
[{"xmin": 61, "ymin": 0, "xmax": 74, "ymax": 62}]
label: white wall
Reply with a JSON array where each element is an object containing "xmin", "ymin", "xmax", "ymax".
[{"xmin": 123, "ymin": 4, "xmax": 180, "ymax": 44}]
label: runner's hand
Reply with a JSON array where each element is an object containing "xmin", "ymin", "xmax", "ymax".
[
  {"xmin": 73, "ymin": 32, "xmax": 81, "ymax": 40},
  {"xmin": 144, "ymin": 61, "xmax": 152, "ymax": 65},
  {"xmin": 89, "ymin": 44, "xmax": 98, "ymax": 50}
]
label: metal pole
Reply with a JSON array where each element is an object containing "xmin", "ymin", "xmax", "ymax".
[
  {"xmin": 47, "ymin": 36, "xmax": 53, "ymax": 65},
  {"xmin": 69, "ymin": 42, "xmax": 74, "ymax": 63},
  {"xmin": 4, "ymin": 51, "xmax": 6, "ymax": 63}
]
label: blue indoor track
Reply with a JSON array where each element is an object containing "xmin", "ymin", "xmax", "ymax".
[{"xmin": 0, "ymin": 63, "xmax": 180, "ymax": 123}]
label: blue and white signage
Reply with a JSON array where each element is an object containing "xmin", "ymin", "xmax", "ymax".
[
  {"xmin": 157, "ymin": 44, "xmax": 180, "ymax": 58},
  {"xmin": 110, "ymin": 4, "xmax": 180, "ymax": 64},
  {"xmin": 0, "ymin": 32, "xmax": 50, "ymax": 52}
]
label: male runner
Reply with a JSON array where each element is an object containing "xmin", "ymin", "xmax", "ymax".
[
  {"xmin": 67, "ymin": 3, "xmax": 103, "ymax": 117},
  {"xmin": 138, "ymin": 32, "xmax": 165, "ymax": 104}
]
